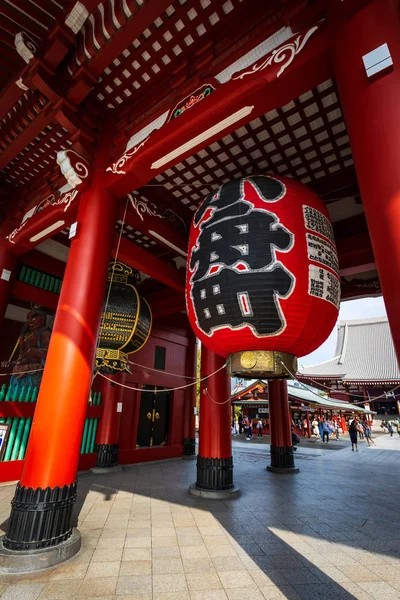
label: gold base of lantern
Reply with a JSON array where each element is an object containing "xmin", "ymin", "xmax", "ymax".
[
  {"xmin": 229, "ymin": 350, "xmax": 297, "ymax": 379},
  {"xmin": 95, "ymin": 348, "xmax": 130, "ymax": 374}
]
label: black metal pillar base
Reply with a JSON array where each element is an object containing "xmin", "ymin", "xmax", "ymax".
[
  {"xmin": 183, "ymin": 438, "xmax": 196, "ymax": 459},
  {"xmin": 267, "ymin": 445, "xmax": 299, "ymax": 474},
  {"xmin": 3, "ymin": 481, "xmax": 77, "ymax": 551},
  {"xmin": 194, "ymin": 456, "xmax": 235, "ymax": 491},
  {"xmin": 189, "ymin": 483, "xmax": 240, "ymax": 499},
  {"xmin": 94, "ymin": 443, "xmax": 119, "ymax": 468}
]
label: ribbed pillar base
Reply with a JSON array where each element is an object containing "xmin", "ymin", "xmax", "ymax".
[
  {"xmin": 183, "ymin": 438, "xmax": 196, "ymax": 456},
  {"xmin": 95, "ymin": 443, "xmax": 119, "ymax": 468},
  {"xmin": 195, "ymin": 456, "xmax": 234, "ymax": 490},
  {"xmin": 3, "ymin": 482, "xmax": 77, "ymax": 551},
  {"xmin": 267, "ymin": 446, "xmax": 299, "ymax": 474}
]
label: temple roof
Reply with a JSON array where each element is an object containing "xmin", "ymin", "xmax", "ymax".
[
  {"xmin": 231, "ymin": 379, "xmax": 374, "ymax": 413},
  {"xmin": 299, "ymin": 317, "xmax": 400, "ymax": 384}
]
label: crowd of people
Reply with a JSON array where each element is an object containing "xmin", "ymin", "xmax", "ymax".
[
  {"xmin": 232, "ymin": 415, "xmax": 266, "ymax": 440},
  {"xmin": 232, "ymin": 413, "xmax": 400, "ymax": 450}
]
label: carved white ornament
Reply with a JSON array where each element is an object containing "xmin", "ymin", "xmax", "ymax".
[
  {"xmin": 128, "ymin": 193, "xmax": 164, "ymax": 221},
  {"xmin": 233, "ymin": 26, "xmax": 319, "ymax": 80},
  {"xmin": 7, "ymin": 190, "xmax": 79, "ymax": 245},
  {"xmin": 57, "ymin": 150, "xmax": 89, "ymax": 188},
  {"xmin": 15, "ymin": 32, "xmax": 38, "ymax": 64},
  {"xmin": 107, "ymin": 137, "xmax": 149, "ymax": 175}
]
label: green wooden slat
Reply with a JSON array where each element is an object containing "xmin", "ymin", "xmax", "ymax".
[
  {"xmin": 34, "ymin": 271, "xmax": 41, "ymax": 287},
  {"xmin": 11, "ymin": 418, "xmax": 25, "ymax": 461},
  {"xmin": 0, "ymin": 384, "xmax": 6, "ymax": 401},
  {"xmin": 5, "ymin": 385, "xmax": 12, "ymax": 402},
  {"xmin": 89, "ymin": 419, "xmax": 98, "ymax": 453},
  {"xmin": 18, "ymin": 418, "xmax": 32, "ymax": 460},
  {"xmin": 23, "ymin": 267, "xmax": 32, "ymax": 283},
  {"xmin": 28, "ymin": 269, "xmax": 37, "ymax": 285},
  {"xmin": 19, "ymin": 266, "xmax": 27, "ymax": 282},
  {"xmin": 39, "ymin": 273, "xmax": 46, "ymax": 289},
  {"xmin": 85, "ymin": 419, "xmax": 94, "ymax": 454},
  {"xmin": 3, "ymin": 418, "xmax": 18, "ymax": 461},
  {"xmin": 80, "ymin": 419, "xmax": 89, "ymax": 454}
]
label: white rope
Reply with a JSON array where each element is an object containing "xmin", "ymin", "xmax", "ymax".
[
  {"xmin": 204, "ymin": 388, "xmax": 233, "ymax": 405},
  {"xmin": 98, "ymin": 359, "xmax": 228, "ymax": 392},
  {"xmin": 128, "ymin": 360, "xmax": 196, "ymax": 379},
  {"xmin": 0, "ymin": 367, "xmax": 44, "ymax": 377}
]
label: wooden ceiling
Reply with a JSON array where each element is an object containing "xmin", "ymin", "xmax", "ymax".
[{"xmin": 0, "ymin": 0, "xmax": 378, "ymax": 293}]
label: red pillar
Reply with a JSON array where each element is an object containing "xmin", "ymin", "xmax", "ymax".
[
  {"xmin": 267, "ymin": 380, "xmax": 298, "ymax": 473},
  {"xmin": 183, "ymin": 335, "xmax": 197, "ymax": 457},
  {"xmin": 334, "ymin": 0, "xmax": 400, "ymax": 362},
  {"xmin": 0, "ymin": 238, "xmax": 17, "ymax": 328},
  {"xmin": 95, "ymin": 372, "xmax": 126, "ymax": 468},
  {"xmin": 4, "ymin": 185, "xmax": 119, "ymax": 551},
  {"xmin": 191, "ymin": 345, "xmax": 237, "ymax": 494}
]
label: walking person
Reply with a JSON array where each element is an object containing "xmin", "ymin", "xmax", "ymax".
[
  {"xmin": 249, "ymin": 418, "xmax": 253, "ymax": 440},
  {"xmin": 318, "ymin": 418, "xmax": 323, "ymax": 441},
  {"xmin": 312, "ymin": 417, "xmax": 319, "ymax": 438},
  {"xmin": 362, "ymin": 420, "xmax": 376, "ymax": 447},
  {"xmin": 356, "ymin": 420, "xmax": 364, "ymax": 440},
  {"xmin": 244, "ymin": 416, "xmax": 250, "ymax": 440},
  {"xmin": 322, "ymin": 420, "xmax": 331, "ymax": 443},
  {"xmin": 388, "ymin": 420, "xmax": 394, "ymax": 437},
  {"xmin": 256, "ymin": 418, "xmax": 263, "ymax": 438},
  {"xmin": 334, "ymin": 420, "xmax": 340, "ymax": 440},
  {"xmin": 349, "ymin": 419, "xmax": 359, "ymax": 452}
]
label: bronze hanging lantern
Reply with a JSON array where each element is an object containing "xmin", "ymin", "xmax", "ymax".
[{"xmin": 95, "ymin": 261, "xmax": 152, "ymax": 374}]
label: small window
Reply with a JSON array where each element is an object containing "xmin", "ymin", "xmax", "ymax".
[{"xmin": 154, "ymin": 346, "xmax": 166, "ymax": 370}]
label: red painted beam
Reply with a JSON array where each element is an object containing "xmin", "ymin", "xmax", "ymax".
[
  {"xmin": 0, "ymin": 402, "xmax": 36, "ymax": 419},
  {"xmin": 144, "ymin": 288, "xmax": 185, "ymax": 317},
  {"xmin": 112, "ymin": 237, "xmax": 185, "ymax": 293},
  {"xmin": 11, "ymin": 280, "xmax": 59, "ymax": 310},
  {"xmin": 337, "ymin": 232, "xmax": 375, "ymax": 272},
  {"xmin": 105, "ymin": 23, "xmax": 334, "ymax": 199},
  {"xmin": 21, "ymin": 250, "xmax": 67, "ymax": 279}
]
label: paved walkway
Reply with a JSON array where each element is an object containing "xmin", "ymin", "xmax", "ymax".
[{"xmin": 0, "ymin": 433, "xmax": 399, "ymax": 600}]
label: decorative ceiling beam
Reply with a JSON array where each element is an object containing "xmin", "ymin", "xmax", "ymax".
[
  {"xmin": 105, "ymin": 22, "xmax": 334, "ymax": 199},
  {"xmin": 112, "ymin": 236, "xmax": 185, "ymax": 293},
  {"xmin": 118, "ymin": 201, "xmax": 188, "ymax": 258}
]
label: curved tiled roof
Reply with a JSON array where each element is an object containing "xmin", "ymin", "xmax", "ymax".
[
  {"xmin": 230, "ymin": 380, "xmax": 374, "ymax": 413},
  {"xmin": 299, "ymin": 317, "xmax": 400, "ymax": 383}
]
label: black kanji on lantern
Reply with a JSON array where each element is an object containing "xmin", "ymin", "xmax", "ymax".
[{"xmin": 189, "ymin": 176, "xmax": 294, "ymax": 336}]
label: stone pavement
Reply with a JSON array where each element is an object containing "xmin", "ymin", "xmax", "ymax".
[{"xmin": 0, "ymin": 433, "xmax": 399, "ymax": 600}]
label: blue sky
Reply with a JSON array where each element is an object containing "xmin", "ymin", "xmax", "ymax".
[{"xmin": 299, "ymin": 296, "xmax": 387, "ymax": 368}]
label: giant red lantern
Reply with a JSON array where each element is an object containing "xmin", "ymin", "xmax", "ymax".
[{"xmin": 186, "ymin": 175, "xmax": 340, "ymax": 378}]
